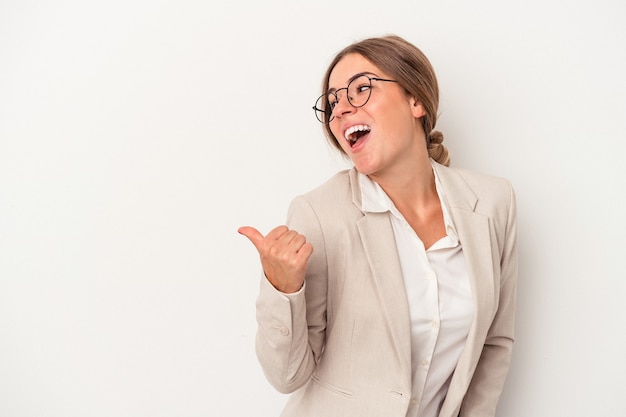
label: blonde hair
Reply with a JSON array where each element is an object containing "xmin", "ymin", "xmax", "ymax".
[{"xmin": 320, "ymin": 35, "xmax": 450, "ymax": 166}]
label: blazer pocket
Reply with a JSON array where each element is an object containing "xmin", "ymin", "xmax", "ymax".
[{"xmin": 311, "ymin": 374, "xmax": 354, "ymax": 398}]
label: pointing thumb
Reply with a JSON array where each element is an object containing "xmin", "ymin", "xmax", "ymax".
[{"xmin": 238, "ymin": 226, "xmax": 264, "ymax": 250}]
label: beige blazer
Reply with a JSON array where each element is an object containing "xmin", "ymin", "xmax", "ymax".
[{"xmin": 255, "ymin": 162, "xmax": 518, "ymax": 417}]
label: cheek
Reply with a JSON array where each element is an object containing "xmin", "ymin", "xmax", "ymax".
[
  {"xmin": 329, "ymin": 120, "xmax": 341, "ymax": 138},
  {"xmin": 329, "ymin": 123, "xmax": 347, "ymax": 149}
]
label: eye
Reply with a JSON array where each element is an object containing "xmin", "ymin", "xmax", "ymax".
[
  {"xmin": 356, "ymin": 83, "xmax": 371, "ymax": 94},
  {"xmin": 348, "ymin": 81, "xmax": 372, "ymax": 101},
  {"xmin": 327, "ymin": 95, "xmax": 338, "ymax": 111}
]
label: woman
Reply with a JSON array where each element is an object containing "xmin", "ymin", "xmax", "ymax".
[{"xmin": 239, "ymin": 35, "xmax": 517, "ymax": 417}]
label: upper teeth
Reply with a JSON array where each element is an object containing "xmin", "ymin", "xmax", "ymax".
[{"xmin": 345, "ymin": 124, "xmax": 370, "ymax": 142}]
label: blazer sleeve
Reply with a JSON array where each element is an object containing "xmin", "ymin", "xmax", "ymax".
[
  {"xmin": 255, "ymin": 195, "xmax": 328, "ymax": 394},
  {"xmin": 461, "ymin": 180, "xmax": 519, "ymax": 416}
]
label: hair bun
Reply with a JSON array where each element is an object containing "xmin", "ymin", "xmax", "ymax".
[{"xmin": 427, "ymin": 130, "xmax": 450, "ymax": 166}]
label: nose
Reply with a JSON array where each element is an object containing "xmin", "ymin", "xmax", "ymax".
[{"xmin": 332, "ymin": 90, "xmax": 355, "ymax": 119}]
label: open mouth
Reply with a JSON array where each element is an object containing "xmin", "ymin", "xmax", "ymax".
[{"xmin": 344, "ymin": 124, "xmax": 371, "ymax": 148}]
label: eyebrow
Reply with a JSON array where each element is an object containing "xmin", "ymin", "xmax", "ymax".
[{"xmin": 327, "ymin": 71, "xmax": 377, "ymax": 94}]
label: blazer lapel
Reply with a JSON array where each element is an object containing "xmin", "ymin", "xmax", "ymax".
[
  {"xmin": 349, "ymin": 169, "xmax": 413, "ymax": 389},
  {"xmin": 449, "ymin": 208, "xmax": 495, "ymax": 369},
  {"xmin": 433, "ymin": 164, "xmax": 496, "ymax": 328},
  {"xmin": 434, "ymin": 163, "xmax": 498, "ymax": 414}
]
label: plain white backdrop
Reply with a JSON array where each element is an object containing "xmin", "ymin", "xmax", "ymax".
[{"xmin": 1, "ymin": 1, "xmax": 625, "ymax": 416}]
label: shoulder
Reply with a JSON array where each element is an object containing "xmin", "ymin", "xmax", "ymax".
[
  {"xmin": 301, "ymin": 169, "xmax": 353, "ymax": 201},
  {"xmin": 286, "ymin": 168, "xmax": 360, "ymax": 234},
  {"xmin": 291, "ymin": 169, "xmax": 356, "ymax": 212},
  {"xmin": 440, "ymin": 163, "xmax": 512, "ymax": 193},
  {"xmin": 434, "ymin": 162, "xmax": 516, "ymax": 217}
]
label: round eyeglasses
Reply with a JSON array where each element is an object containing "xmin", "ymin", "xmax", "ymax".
[{"xmin": 312, "ymin": 74, "xmax": 398, "ymax": 123}]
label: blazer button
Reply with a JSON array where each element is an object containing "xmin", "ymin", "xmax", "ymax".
[{"xmin": 272, "ymin": 325, "xmax": 290, "ymax": 336}]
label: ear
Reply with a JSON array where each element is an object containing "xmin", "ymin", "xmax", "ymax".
[{"xmin": 409, "ymin": 97, "xmax": 426, "ymax": 118}]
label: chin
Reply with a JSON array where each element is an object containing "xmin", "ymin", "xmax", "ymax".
[
  {"xmin": 349, "ymin": 154, "xmax": 382, "ymax": 177},
  {"xmin": 353, "ymin": 163, "xmax": 377, "ymax": 177}
]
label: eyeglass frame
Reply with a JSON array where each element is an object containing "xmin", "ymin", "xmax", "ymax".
[{"xmin": 312, "ymin": 74, "xmax": 398, "ymax": 123}]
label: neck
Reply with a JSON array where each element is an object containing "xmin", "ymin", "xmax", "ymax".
[{"xmin": 369, "ymin": 154, "xmax": 437, "ymax": 213}]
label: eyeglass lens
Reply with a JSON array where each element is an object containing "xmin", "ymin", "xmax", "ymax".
[{"xmin": 314, "ymin": 75, "xmax": 373, "ymax": 123}]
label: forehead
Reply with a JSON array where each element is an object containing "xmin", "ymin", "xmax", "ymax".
[{"xmin": 328, "ymin": 53, "xmax": 385, "ymax": 88}]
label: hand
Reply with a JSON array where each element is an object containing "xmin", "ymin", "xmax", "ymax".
[{"xmin": 238, "ymin": 225, "xmax": 313, "ymax": 294}]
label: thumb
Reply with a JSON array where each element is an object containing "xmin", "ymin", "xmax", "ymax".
[{"xmin": 237, "ymin": 226, "xmax": 264, "ymax": 250}]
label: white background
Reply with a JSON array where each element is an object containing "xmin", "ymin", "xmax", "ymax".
[{"xmin": 1, "ymin": 1, "xmax": 625, "ymax": 416}]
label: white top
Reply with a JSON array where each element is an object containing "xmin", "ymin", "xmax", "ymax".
[{"xmin": 359, "ymin": 165, "xmax": 474, "ymax": 417}]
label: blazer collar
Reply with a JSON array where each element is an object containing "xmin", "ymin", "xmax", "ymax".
[
  {"xmin": 431, "ymin": 161, "xmax": 478, "ymax": 212},
  {"xmin": 349, "ymin": 167, "xmax": 363, "ymax": 209},
  {"xmin": 348, "ymin": 161, "xmax": 479, "ymax": 211}
]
